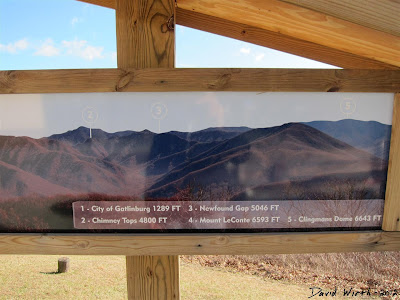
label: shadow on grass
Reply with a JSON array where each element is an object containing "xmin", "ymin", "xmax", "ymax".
[{"xmin": 40, "ymin": 271, "xmax": 62, "ymax": 275}]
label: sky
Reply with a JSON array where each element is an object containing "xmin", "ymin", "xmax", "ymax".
[{"xmin": 0, "ymin": 0, "xmax": 394, "ymax": 138}]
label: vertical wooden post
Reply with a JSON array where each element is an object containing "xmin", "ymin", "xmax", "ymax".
[
  {"xmin": 116, "ymin": 0, "xmax": 179, "ymax": 299},
  {"xmin": 383, "ymin": 93, "xmax": 400, "ymax": 231},
  {"xmin": 126, "ymin": 255, "xmax": 180, "ymax": 300},
  {"xmin": 116, "ymin": 0, "xmax": 175, "ymax": 68}
]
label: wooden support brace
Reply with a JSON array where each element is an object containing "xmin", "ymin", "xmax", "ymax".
[
  {"xmin": 176, "ymin": 0, "xmax": 400, "ymax": 68},
  {"xmin": 77, "ymin": 0, "xmax": 115, "ymax": 9},
  {"xmin": 281, "ymin": 0, "xmax": 400, "ymax": 37},
  {"xmin": 115, "ymin": 0, "xmax": 179, "ymax": 299},
  {"xmin": 175, "ymin": 7, "xmax": 398, "ymax": 70}
]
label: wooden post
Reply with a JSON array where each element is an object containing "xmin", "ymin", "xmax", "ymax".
[
  {"xmin": 383, "ymin": 93, "xmax": 400, "ymax": 231},
  {"xmin": 116, "ymin": 0, "xmax": 179, "ymax": 299},
  {"xmin": 58, "ymin": 257, "xmax": 70, "ymax": 273},
  {"xmin": 126, "ymin": 255, "xmax": 180, "ymax": 299},
  {"xmin": 116, "ymin": 0, "xmax": 175, "ymax": 68}
]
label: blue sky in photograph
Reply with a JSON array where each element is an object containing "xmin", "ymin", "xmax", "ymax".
[{"xmin": 0, "ymin": 0, "xmax": 338, "ymax": 70}]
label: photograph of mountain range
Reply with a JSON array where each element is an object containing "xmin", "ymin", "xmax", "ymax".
[{"xmin": 0, "ymin": 92, "xmax": 394, "ymax": 232}]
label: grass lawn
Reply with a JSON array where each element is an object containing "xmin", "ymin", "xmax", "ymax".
[
  {"xmin": 0, "ymin": 256, "xmax": 127, "ymax": 299},
  {"xmin": 0, "ymin": 255, "xmax": 347, "ymax": 300}
]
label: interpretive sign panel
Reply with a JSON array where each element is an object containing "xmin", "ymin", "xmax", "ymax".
[
  {"xmin": 73, "ymin": 200, "xmax": 384, "ymax": 230},
  {"xmin": 0, "ymin": 92, "xmax": 394, "ymax": 233}
]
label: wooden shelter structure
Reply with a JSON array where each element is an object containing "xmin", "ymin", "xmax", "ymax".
[{"xmin": 1, "ymin": 0, "xmax": 400, "ymax": 299}]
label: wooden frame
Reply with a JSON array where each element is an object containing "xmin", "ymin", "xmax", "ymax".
[
  {"xmin": 3, "ymin": 1, "xmax": 399, "ymax": 298},
  {"xmin": 0, "ymin": 68, "xmax": 399, "ymax": 255},
  {"xmin": 1, "ymin": 69, "xmax": 399, "ymax": 93},
  {"xmin": 0, "ymin": 232, "xmax": 399, "ymax": 255}
]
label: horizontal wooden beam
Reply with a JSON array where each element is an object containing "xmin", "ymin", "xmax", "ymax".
[
  {"xmin": 177, "ymin": 0, "xmax": 400, "ymax": 68},
  {"xmin": 0, "ymin": 232, "xmax": 398, "ymax": 255},
  {"xmin": 176, "ymin": 8, "xmax": 398, "ymax": 70},
  {"xmin": 76, "ymin": 0, "xmax": 115, "ymax": 9},
  {"xmin": 1, "ymin": 69, "xmax": 399, "ymax": 94},
  {"xmin": 281, "ymin": 0, "xmax": 400, "ymax": 37}
]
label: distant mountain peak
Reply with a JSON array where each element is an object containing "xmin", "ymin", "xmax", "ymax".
[
  {"xmin": 140, "ymin": 129, "xmax": 154, "ymax": 134},
  {"xmin": 76, "ymin": 126, "xmax": 89, "ymax": 130},
  {"xmin": 49, "ymin": 126, "xmax": 107, "ymax": 145},
  {"xmin": 199, "ymin": 126, "xmax": 251, "ymax": 133},
  {"xmin": 304, "ymin": 119, "xmax": 391, "ymax": 160},
  {"xmin": 168, "ymin": 126, "xmax": 252, "ymax": 143}
]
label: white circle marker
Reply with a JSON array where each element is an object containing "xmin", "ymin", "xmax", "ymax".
[
  {"xmin": 151, "ymin": 103, "xmax": 168, "ymax": 133},
  {"xmin": 82, "ymin": 107, "xmax": 98, "ymax": 139},
  {"xmin": 340, "ymin": 98, "xmax": 356, "ymax": 118},
  {"xmin": 151, "ymin": 103, "xmax": 168, "ymax": 120}
]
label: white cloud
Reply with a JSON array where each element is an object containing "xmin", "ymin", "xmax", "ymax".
[
  {"xmin": 81, "ymin": 45, "xmax": 104, "ymax": 60},
  {"xmin": 71, "ymin": 17, "xmax": 79, "ymax": 26},
  {"xmin": 255, "ymin": 53, "xmax": 265, "ymax": 61},
  {"xmin": 177, "ymin": 26, "xmax": 186, "ymax": 35},
  {"xmin": 0, "ymin": 39, "xmax": 29, "ymax": 53},
  {"xmin": 34, "ymin": 39, "xmax": 60, "ymax": 56},
  {"xmin": 111, "ymin": 51, "xmax": 117, "ymax": 61},
  {"xmin": 240, "ymin": 47, "xmax": 251, "ymax": 55},
  {"xmin": 62, "ymin": 40, "xmax": 104, "ymax": 60},
  {"xmin": 14, "ymin": 39, "xmax": 29, "ymax": 50},
  {"xmin": 71, "ymin": 17, "xmax": 84, "ymax": 26},
  {"xmin": 1, "ymin": 37, "xmax": 108, "ymax": 61}
]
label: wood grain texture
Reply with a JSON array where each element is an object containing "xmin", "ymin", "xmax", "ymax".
[
  {"xmin": 126, "ymin": 255, "xmax": 179, "ymax": 300},
  {"xmin": 1, "ymin": 69, "xmax": 399, "ymax": 94},
  {"xmin": 77, "ymin": 0, "xmax": 400, "ymax": 37},
  {"xmin": 0, "ymin": 232, "xmax": 398, "ymax": 255},
  {"xmin": 177, "ymin": 0, "xmax": 400, "ymax": 67},
  {"xmin": 115, "ymin": 1, "xmax": 178, "ymax": 298},
  {"xmin": 383, "ymin": 93, "xmax": 400, "ymax": 231},
  {"xmin": 77, "ymin": 0, "xmax": 115, "ymax": 9},
  {"xmin": 116, "ymin": 0, "xmax": 175, "ymax": 68},
  {"xmin": 176, "ymin": 8, "xmax": 398, "ymax": 70},
  {"xmin": 281, "ymin": 0, "xmax": 400, "ymax": 37}
]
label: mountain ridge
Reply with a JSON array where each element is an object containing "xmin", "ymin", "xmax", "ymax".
[
  {"xmin": 0, "ymin": 120, "xmax": 390, "ymax": 200},
  {"xmin": 304, "ymin": 119, "xmax": 391, "ymax": 160},
  {"xmin": 146, "ymin": 122, "xmax": 386, "ymax": 198}
]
